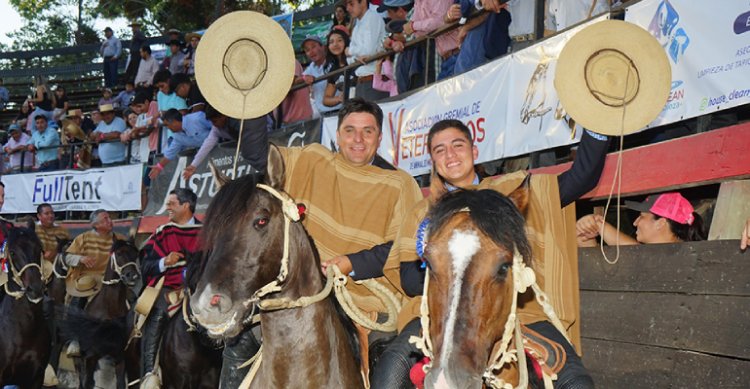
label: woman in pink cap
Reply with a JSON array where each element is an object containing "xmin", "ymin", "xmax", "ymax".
[{"xmin": 577, "ymin": 192, "xmax": 706, "ymax": 246}]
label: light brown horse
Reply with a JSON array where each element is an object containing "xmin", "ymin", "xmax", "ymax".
[
  {"xmin": 421, "ymin": 187, "xmax": 532, "ymax": 389},
  {"xmin": 191, "ymin": 146, "xmax": 363, "ymax": 387}
]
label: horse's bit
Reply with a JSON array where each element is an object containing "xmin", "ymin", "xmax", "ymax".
[{"xmin": 102, "ymin": 250, "xmax": 141, "ymax": 285}]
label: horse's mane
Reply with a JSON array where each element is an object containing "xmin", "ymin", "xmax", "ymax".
[
  {"xmin": 427, "ymin": 189, "xmax": 532, "ymax": 264},
  {"xmin": 200, "ymin": 173, "xmax": 262, "ymax": 249}
]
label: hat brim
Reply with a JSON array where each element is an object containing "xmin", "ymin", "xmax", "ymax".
[
  {"xmin": 624, "ymin": 199, "xmax": 653, "ymax": 213},
  {"xmin": 66, "ymin": 274, "xmax": 103, "ymax": 298},
  {"xmin": 195, "ymin": 11, "xmax": 295, "ymax": 120},
  {"xmin": 554, "ymin": 20, "xmax": 672, "ymax": 136}
]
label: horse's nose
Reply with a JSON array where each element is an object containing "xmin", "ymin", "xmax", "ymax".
[{"xmin": 206, "ymin": 293, "xmax": 233, "ymax": 314}]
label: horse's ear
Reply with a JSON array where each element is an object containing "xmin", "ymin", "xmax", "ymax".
[
  {"xmin": 209, "ymin": 161, "xmax": 230, "ymax": 190},
  {"xmin": 508, "ymin": 174, "xmax": 531, "ymax": 216},
  {"xmin": 265, "ymin": 144, "xmax": 286, "ymax": 190}
]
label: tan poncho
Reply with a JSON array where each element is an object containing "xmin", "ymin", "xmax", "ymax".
[
  {"xmin": 66, "ymin": 230, "xmax": 126, "ymax": 281},
  {"xmin": 280, "ymin": 144, "xmax": 423, "ymax": 314},
  {"xmin": 36, "ymin": 224, "xmax": 71, "ymax": 262},
  {"xmin": 383, "ymin": 171, "xmax": 582, "ymax": 352}
]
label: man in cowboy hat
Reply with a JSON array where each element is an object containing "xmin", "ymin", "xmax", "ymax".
[
  {"xmin": 90, "ymin": 104, "xmax": 127, "ymax": 166},
  {"xmin": 63, "ymin": 209, "xmax": 127, "ymax": 356},
  {"xmin": 138, "ymin": 188, "xmax": 201, "ymax": 387},
  {"xmin": 125, "ymin": 21, "xmax": 147, "ymax": 83}
]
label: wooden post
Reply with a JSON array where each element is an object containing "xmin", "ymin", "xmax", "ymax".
[{"xmin": 708, "ymin": 179, "xmax": 750, "ymax": 240}]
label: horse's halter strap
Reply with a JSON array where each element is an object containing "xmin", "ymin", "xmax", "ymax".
[
  {"xmin": 1, "ymin": 240, "xmax": 44, "ymax": 303},
  {"xmin": 410, "ymin": 235, "xmax": 568, "ymax": 389},
  {"xmin": 241, "ymin": 184, "xmax": 302, "ymax": 308},
  {"xmin": 102, "ymin": 250, "xmax": 141, "ymax": 285}
]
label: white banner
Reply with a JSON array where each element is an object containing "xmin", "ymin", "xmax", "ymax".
[
  {"xmin": 1, "ymin": 165, "xmax": 142, "ymax": 214},
  {"xmin": 626, "ymin": 0, "xmax": 750, "ymax": 126},
  {"xmin": 324, "ymin": 16, "xmax": 610, "ymax": 176}
]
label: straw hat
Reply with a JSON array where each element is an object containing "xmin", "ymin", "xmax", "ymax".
[
  {"xmin": 195, "ymin": 11, "xmax": 295, "ymax": 119},
  {"xmin": 67, "ymin": 109, "xmax": 83, "ymax": 118},
  {"xmin": 554, "ymin": 20, "xmax": 671, "ymax": 136},
  {"xmin": 99, "ymin": 103, "xmax": 115, "ymax": 113},
  {"xmin": 185, "ymin": 32, "xmax": 202, "ymax": 42},
  {"xmin": 66, "ymin": 274, "xmax": 102, "ymax": 297},
  {"xmin": 62, "ymin": 119, "xmax": 87, "ymax": 141}
]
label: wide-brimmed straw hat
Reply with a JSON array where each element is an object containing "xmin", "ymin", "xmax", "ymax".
[
  {"xmin": 62, "ymin": 119, "xmax": 87, "ymax": 141},
  {"xmin": 66, "ymin": 274, "xmax": 103, "ymax": 297},
  {"xmin": 195, "ymin": 11, "xmax": 295, "ymax": 119},
  {"xmin": 554, "ymin": 20, "xmax": 671, "ymax": 136},
  {"xmin": 99, "ymin": 103, "xmax": 115, "ymax": 113}
]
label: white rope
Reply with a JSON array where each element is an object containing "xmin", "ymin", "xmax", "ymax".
[
  {"xmin": 102, "ymin": 251, "xmax": 141, "ymax": 285},
  {"xmin": 52, "ymin": 253, "xmax": 68, "ymax": 279},
  {"xmin": 2, "ymin": 251, "xmax": 43, "ymax": 302}
]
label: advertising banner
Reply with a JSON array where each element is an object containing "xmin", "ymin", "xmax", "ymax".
[
  {"xmin": 323, "ymin": 15, "xmax": 610, "ymax": 176},
  {"xmin": 144, "ymin": 118, "xmax": 322, "ymax": 216},
  {"xmin": 626, "ymin": 0, "xmax": 750, "ymax": 126},
  {"xmin": 1, "ymin": 165, "xmax": 142, "ymax": 214}
]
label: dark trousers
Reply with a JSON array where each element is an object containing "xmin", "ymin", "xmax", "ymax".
[
  {"xmin": 104, "ymin": 57, "xmax": 119, "ymax": 88},
  {"xmin": 370, "ymin": 318, "xmax": 422, "ymax": 389}
]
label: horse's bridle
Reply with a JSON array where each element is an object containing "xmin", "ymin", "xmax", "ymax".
[
  {"xmin": 102, "ymin": 249, "xmax": 141, "ymax": 286},
  {"xmin": 1, "ymin": 241, "xmax": 44, "ymax": 303}
]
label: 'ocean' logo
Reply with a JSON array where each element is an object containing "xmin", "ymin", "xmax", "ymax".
[{"xmin": 663, "ymin": 80, "xmax": 684, "ymax": 111}]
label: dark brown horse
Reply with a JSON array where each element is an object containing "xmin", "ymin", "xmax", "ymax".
[
  {"xmin": 191, "ymin": 147, "xmax": 363, "ymax": 387},
  {"xmin": 59, "ymin": 238, "xmax": 140, "ymax": 389},
  {"xmin": 158, "ymin": 253, "xmax": 223, "ymax": 388},
  {"xmin": 0, "ymin": 220, "xmax": 50, "ymax": 388},
  {"xmin": 421, "ymin": 188, "xmax": 532, "ymax": 389}
]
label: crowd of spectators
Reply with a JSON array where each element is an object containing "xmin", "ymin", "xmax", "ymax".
[{"xmin": 0, "ymin": 0, "xmax": 621, "ymax": 206}]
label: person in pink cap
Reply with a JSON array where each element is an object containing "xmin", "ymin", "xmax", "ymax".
[{"xmin": 577, "ymin": 192, "xmax": 706, "ymax": 246}]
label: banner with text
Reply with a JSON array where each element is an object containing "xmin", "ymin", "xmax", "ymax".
[
  {"xmin": 626, "ymin": 0, "xmax": 750, "ymax": 126},
  {"xmin": 323, "ymin": 15, "xmax": 610, "ymax": 176},
  {"xmin": 1, "ymin": 165, "xmax": 142, "ymax": 214},
  {"xmin": 144, "ymin": 118, "xmax": 322, "ymax": 216}
]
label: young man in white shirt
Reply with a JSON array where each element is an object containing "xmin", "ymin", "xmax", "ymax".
[{"xmin": 346, "ymin": 0, "xmax": 390, "ymax": 101}]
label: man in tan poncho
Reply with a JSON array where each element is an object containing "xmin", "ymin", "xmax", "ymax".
[{"xmin": 219, "ymin": 98, "xmax": 423, "ymax": 387}]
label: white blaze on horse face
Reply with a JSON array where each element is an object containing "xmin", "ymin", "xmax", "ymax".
[{"xmin": 440, "ymin": 229, "xmax": 481, "ymax": 369}]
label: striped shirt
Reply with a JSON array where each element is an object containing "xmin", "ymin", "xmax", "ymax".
[{"xmin": 35, "ymin": 223, "xmax": 71, "ymax": 262}]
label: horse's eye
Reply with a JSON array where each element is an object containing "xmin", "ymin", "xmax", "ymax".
[
  {"xmin": 497, "ymin": 262, "xmax": 511, "ymax": 278},
  {"xmin": 253, "ymin": 217, "xmax": 269, "ymax": 229}
]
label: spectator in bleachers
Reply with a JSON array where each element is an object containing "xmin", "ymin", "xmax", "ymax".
[
  {"xmin": 122, "ymin": 91, "xmax": 159, "ymax": 166},
  {"xmin": 125, "ymin": 21, "xmax": 147, "ymax": 84},
  {"xmin": 29, "ymin": 82, "xmax": 56, "ymax": 132},
  {"xmin": 135, "ymin": 45, "xmax": 160, "ymax": 88},
  {"xmin": 163, "ymin": 40, "xmax": 187, "ymax": 76},
  {"xmin": 453, "ymin": 0, "xmax": 511, "ymax": 74},
  {"xmin": 323, "ymin": 28, "xmax": 351, "ymax": 108},
  {"xmin": 507, "ymin": 0, "xmax": 536, "ymax": 51},
  {"xmin": 116, "ymin": 81, "xmax": 136, "ymax": 109},
  {"xmin": 381, "ymin": 0, "xmax": 429, "ymax": 93},
  {"xmin": 401, "ymin": 0, "xmax": 460, "ymax": 80},
  {"xmin": 15, "ymin": 99, "xmax": 33, "ymax": 130},
  {"xmin": 346, "ymin": 0, "xmax": 389, "ymax": 100},
  {"xmin": 153, "ymin": 70, "xmax": 189, "ymax": 149},
  {"xmin": 333, "ymin": 2, "xmax": 354, "ymax": 33},
  {"xmin": 280, "ymin": 60, "xmax": 314, "ymax": 125},
  {"xmin": 148, "ymin": 108, "xmax": 212, "ymax": 180},
  {"xmin": 98, "ymin": 88, "xmax": 115, "ymax": 107},
  {"xmin": 52, "ymin": 86, "xmax": 69, "ymax": 122},
  {"xmin": 183, "ymin": 32, "xmax": 201, "ymax": 76},
  {"xmin": 545, "ymin": 0, "xmax": 611, "ymax": 34},
  {"xmin": 0, "ymin": 78, "xmax": 9, "ymax": 111},
  {"xmin": 28, "ymin": 115, "xmax": 60, "ymax": 171},
  {"xmin": 373, "ymin": 55, "xmax": 398, "ymax": 96},
  {"xmin": 301, "ymin": 35, "xmax": 338, "ymax": 114},
  {"xmin": 3, "ymin": 124, "xmax": 33, "ymax": 173},
  {"xmin": 101, "ymin": 27, "xmax": 122, "ymax": 88},
  {"xmin": 90, "ymin": 104, "xmax": 127, "ymax": 166}
]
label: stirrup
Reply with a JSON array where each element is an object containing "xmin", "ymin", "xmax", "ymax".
[
  {"xmin": 66, "ymin": 341, "xmax": 81, "ymax": 357},
  {"xmin": 43, "ymin": 364, "xmax": 59, "ymax": 386},
  {"xmin": 140, "ymin": 371, "xmax": 161, "ymax": 389}
]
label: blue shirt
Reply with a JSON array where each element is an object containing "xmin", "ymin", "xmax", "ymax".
[
  {"xmin": 163, "ymin": 111, "xmax": 212, "ymax": 160},
  {"xmin": 30, "ymin": 128, "xmax": 60, "ymax": 164},
  {"xmin": 101, "ymin": 36, "xmax": 122, "ymax": 58},
  {"xmin": 95, "ymin": 116, "xmax": 127, "ymax": 164},
  {"xmin": 157, "ymin": 91, "xmax": 189, "ymax": 141},
  {"xmin": 116, "ymin": 90, "xmax": 135, "ymax": 108}
]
